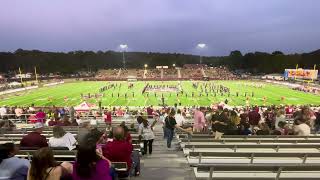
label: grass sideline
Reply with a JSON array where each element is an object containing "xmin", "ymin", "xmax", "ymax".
[{"xmin": 0, "ymin": 80, "xmax": 319, "ymax": 107}]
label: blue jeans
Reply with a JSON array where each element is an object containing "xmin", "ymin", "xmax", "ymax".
[{"xmin": 165, "ymin": 128, "xmax": 174, "ymax": 148}]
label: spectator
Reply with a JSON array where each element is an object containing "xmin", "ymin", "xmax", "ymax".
[
  {"xmin": 193, "ymin": 107, "xmax": 206, "ymax": 132},
  {"xmin": 175, "ymin": 109, "xmax": 185, "ymax": 127},
  {"xmin": 72, "ymin": 140, "xmax": 112, "ymax": 180},
  {"xmin": 61, "ymin": 115, "xmax": 71, "ymax": 126},
  {"xmin": 15, "ymin": 107, "xmax": 23, "ymax": 120},
  {"xmin": 48, "ymin": 117, "xmax": 58, "ymax": 127},
  {"xmin": 138, "ymin": 119, "xmax": 155, "ymax": 155},
  {"xmin": 0, "ymin": 143, "xmax": 30, "ymax": 180},
  {"xmin": 120, "ymin": 121, "xmax": 132, "ymax": 143},
  {"xmin": 0, "ymin": 116, "xmax": 16, "ymax": 131},
  {"xmin": 27, "ymin": 147, "xmax": 72, "ymax": 180},
  {"xmin": 276, "ymin": 121, "xmax": 287, "ymax": 135},
  {"xmin": 212, "ymin": 109, "xmax": 230, "ymax": 139},
  {"xmin": 248, "ymin": 107, "xmax": 261, "ymax": 130},
  {"xmin": 70, "ymin": 118, "xmax": 78, "ymax": 126},
  {"xmin": 0, "ymin": 105, "xmax": 7, "ymax": 118},
  {"xmin": 77, "ymin": 121, "xmax": 91, "ymax": 145},
  {"xmin": 35, "ymin": 109, "xmax": 46, "ymax": 123},
  {"xmin": 165, "ymin": 109, "xmax": 191, "ymax": 148},
  {"xmin": 104, "ymin": 110, "xmax": 112, "ymax": 129},
  {"xmin": 20, "ymin": 122, "xmax": 48, "ymax": 148},
  {"xmin": 256, "ymin": 123, "xmax": 271, "ymax": 135},
  {"xmin": 294, "ymin": 113, "xmax": 311, "ymax": 136},
  {"xmin": 146, "ymin": 105, "xmax": 153, "ymax": 119},
  {"xmin": 103, "ymin": 126, "xmax": 138, "ymax": 177},
  {"xmin": 48, "ymin": 126, "xmax": 77, "ymax": 150},
  {"xmin": 69, "ymin": 106, "xmax": 75, "ymax": 121},
  {"xmin": 275, "ymin": 110, "xmax": 286, "ymax": 129},
  {"xmin": 239, "ymin": 123, "xmax": 252, "ymax": 135}
]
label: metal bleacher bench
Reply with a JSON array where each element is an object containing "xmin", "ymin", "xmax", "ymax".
[
  {"xmin": 194, "ymin": 163, "xmax": 320, "ymax": 180},
  {"xmin": 187, "ymin": 152, "xmax": 320, "ymax": 165},
  {"xmin": 183, "ymin": 144, "xmax": 320, "ymax": 155}
]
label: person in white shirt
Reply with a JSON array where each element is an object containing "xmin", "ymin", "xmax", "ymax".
[
  {"xmin": 275, "ymin": 110, "xmax": 286, "ymax": 129},
  {"xmin": 48, "ymin": 126, "xmax": 77, "ymax": 150},
  {"xmin": 293, "ymin": 116, "xmax": 311, "ymax": 136},
  {"xmin": 0, "ymin": 106, "xmax": 7, "ymax": 118},
  {"xmin": 138, "ymin": 119, "xmax": 155, "ymax": 155},
  {"xmin": 174, "ymin": 109, "xmax": 185, "ymax": 127}
]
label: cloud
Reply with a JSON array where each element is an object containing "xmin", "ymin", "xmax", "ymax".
[{"xmin": 0, "ymin": 0, "xmax": 319, "ymax": 55}]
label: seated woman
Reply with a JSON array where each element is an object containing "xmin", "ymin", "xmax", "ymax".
[
  {"xmin": 0, "ymin": 143, "xmax": 30, "ymax": 180},
  {"xmin": 27, "ymin": 147, "xmax": 72, "ymax": 180},
  {"xmin": 72, "ymin": 140, "xmax": 112, "ymax": 180},
  {"xmin": 48, "ymin": 126, "xmax": 77, "ymax": 150}
]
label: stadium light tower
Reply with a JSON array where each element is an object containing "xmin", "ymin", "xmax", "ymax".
[
  {"xmin": 197, "ymin": 43, "xmax": 206, "ymax": 65},
  {"xmin": 120, "ymin": 44, "xmax": 128, "ymax": 69}
]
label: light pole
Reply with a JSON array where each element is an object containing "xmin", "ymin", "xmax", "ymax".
[
  {"xmin": 144, "ymin": 64, "xmax": 148, "ymax": 70},
  {"xmin": 120, "ymin": 44, "xmax": 128, "ymax": 69},
  {"xmin": 197, "ymin": 43, "xmax": 206, "ymax": 65}
]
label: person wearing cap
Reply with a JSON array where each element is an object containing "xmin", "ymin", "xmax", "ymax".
[{"xmin": 20, "ymin": 122, "xmax": 48, "ymax": 148}]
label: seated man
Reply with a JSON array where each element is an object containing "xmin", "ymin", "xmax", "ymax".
[
  {"xmin": 103, "ymin": 126, "xmax": 139, "ymax": 177},
  {"xmin": 20, "ymin": 122, "xmax": 48, "ymax": 148},
  {"xmin": 0, "ymin": 143, "xmax": 30, "ymax": 180}
]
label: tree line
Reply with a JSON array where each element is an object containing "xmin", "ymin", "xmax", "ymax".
[{"xmin": 0, "ymin": 48, "xmax": 319, "ymax": 75}]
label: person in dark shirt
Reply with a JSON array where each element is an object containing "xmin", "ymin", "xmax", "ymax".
[
  {"xmin": 212, "ymin": 109, "xmax": 230, "ymax": 139},
  {"xmin": 256, "ymin": 123, "xmax": 271, "ymax": 135},
  {"xmin": 164, "ymin": 109, "xmax": 191, "ymax": 148},
  {"xmin": 248, "ymin": 108, "xmax": 261, "ymax": 128},
  {"xmin": 20, "ymin": 122, "xmax": 48, "ymax": 148}
]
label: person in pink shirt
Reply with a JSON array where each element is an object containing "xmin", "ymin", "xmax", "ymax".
[
  {"xmin": 116, "ymin": 108, "xmax": 124, "ymax": 117},
  {"xmin": 35, "ymin": 109, "xmax": 46, "ymax": 123},
  {"xmin": 193, "ymin": 107, "xmax": 206, "ymax": 132}
]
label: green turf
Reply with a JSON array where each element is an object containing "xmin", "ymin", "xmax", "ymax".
[{"xmin": 0, "ymin": 80, "xmax": 319, "ymax": 107}]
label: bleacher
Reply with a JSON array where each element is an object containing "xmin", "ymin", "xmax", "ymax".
[
  {"xmin": 0, "ymin": 119, "xmax": 144, "ymax": 178},
  {"xmin": 177, "ymin": 132, "xmax": 320, "ymax": 179}
]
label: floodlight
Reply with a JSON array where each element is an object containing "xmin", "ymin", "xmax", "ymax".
[
  {"xmin": 197, "ymin": 43, "xmax": 206, "ymax": 49},
  {"xmin": 120, "ymin": 44, "xmax": 128, "ymax": 50}
]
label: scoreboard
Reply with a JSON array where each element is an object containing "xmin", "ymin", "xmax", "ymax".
[{"xmin": 284, "ymin": 69, "xmax": 318, "ymax": 80}]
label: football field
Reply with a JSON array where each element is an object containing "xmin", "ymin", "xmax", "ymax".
[{"xmin": 0, "ymin": 80, "xmax": 319, "ymax": 107}]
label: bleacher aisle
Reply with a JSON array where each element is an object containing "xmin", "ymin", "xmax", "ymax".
[{"xmin": 137, "ymin": 123, "xmax": 195, "ymax": 180}]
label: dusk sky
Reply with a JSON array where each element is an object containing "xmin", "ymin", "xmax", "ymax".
[{"xmin": 1, "ymin": 0, "xmax": 320, "ymax": 56}]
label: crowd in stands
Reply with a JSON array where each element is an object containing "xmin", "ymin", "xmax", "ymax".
[
  {"xmin": 204, "ymin": 66, "xmax": 239, "ymax": 80},
  {"xmin": 181, "ymin": 67, "xmax": 203, "ymax": 79},
  {"xmin": 144, "ymin": 69, "xmax": 161, "ymax": 79},
  {"xmin": 95, "ymin": 69, "xmax": 119, "ymax": 79},
  {"xmin": 0, "ymin": 118, "xmax": 141, "ymax": 179},
  {"xmin": 1, "ymin": 103, "xmax": 320, "ymax": 179},
  {"xmin": 163, "ymin": 68, "xmax": 177, "ymax": 78},
  {"xmin": 91, "ymin": 66, "xmax": 238, "ymax": 80}
]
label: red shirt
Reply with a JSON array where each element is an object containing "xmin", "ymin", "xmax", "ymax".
[
  {"xmin": 48, "ymin": 120, "xmax": 57, "ymax": 126},
  {"xmin": 104, "ymin": 112, "xmax": 112, "ymax": 123},
  {"xmin": 248, "ymin": 111, "xmax": 261, "ymax": 126},
  {"xmin": 20, "ymin": 132, "xmax": 48, "ymax": 148},
  {"xmin": 103, "ymin": 140, "xmax": 133, "ymax": 170}
]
